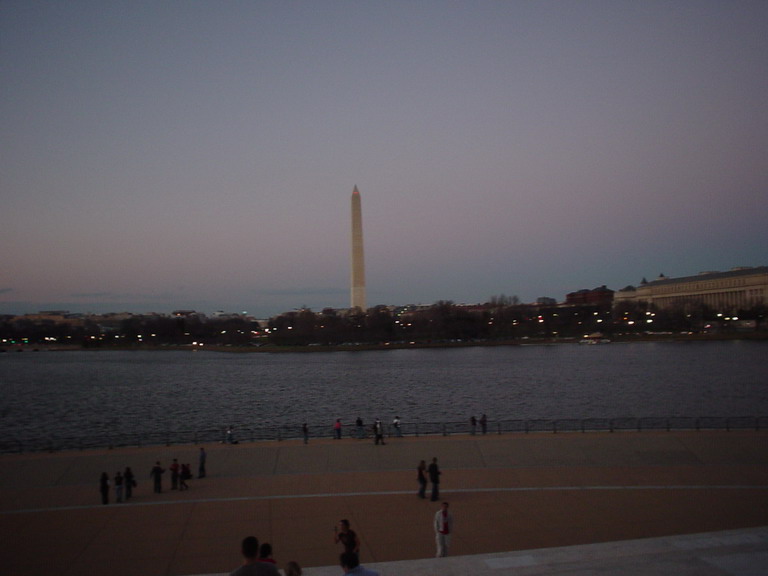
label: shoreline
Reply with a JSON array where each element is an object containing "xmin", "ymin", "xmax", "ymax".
[{"xmin": 3, "ymin": 331, "xmax": 767, "ymax": 354}]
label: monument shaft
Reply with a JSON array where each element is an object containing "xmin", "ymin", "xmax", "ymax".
[{"xmin": 350, "ymin": 186, "xmax": 366, "ymax": 310}]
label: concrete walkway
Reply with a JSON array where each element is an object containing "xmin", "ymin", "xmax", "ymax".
[{"xmin": 1, "ymin": 431, "xmax": 767, "ymax": 575}]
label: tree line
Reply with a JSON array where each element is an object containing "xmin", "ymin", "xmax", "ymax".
[{"xmin": 1, "ymin": 299, "xmax": 765, "ymax": 348}]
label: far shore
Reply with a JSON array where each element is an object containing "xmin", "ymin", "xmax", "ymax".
[{"xmin": 2, "ymin": 331, "xmax": 767, "ymax": 354}]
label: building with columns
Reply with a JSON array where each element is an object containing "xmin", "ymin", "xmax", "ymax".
[{"xmin": 613, "ymin": 266, "xmax": 768, "ymax": 312}]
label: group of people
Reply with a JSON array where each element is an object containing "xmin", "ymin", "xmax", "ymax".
[
  {"xmin": 229, "ymin": 536, "xmax": 289, "ymax": 576},
  {"xmin": 417, "ymin": 457, "xmax": 442, "ymax": 501},
  {"xmin": 100, "ymin": 447, "xmax": 207, "ymax": 503},
  {"xmin": 323, "ymin": 413, "xmax": 489, "ymax": 442},
  {"xmin": 416, "ymin": 458, "xmax": 454, "ymax": 557},
  {"xmin": 230, "ymin": 533, "xmax": 379, "ymax": 576},
  {"xmin": 325, "ymin": 416, "xmax": 404, "ymax": 444},
  {"xmin": 98, "ymin": 467, "xmax": 136, "ymax": 504},
  {"xmin": 469, "ymin": 413, "xmax": 488, "ymax": 435}
]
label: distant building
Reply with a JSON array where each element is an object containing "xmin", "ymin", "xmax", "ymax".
[
  {"xmin": 613, "ymin": 267, "xmax": 768, "ymax": 311},
  {"xmin": 565, "ymin": 286, "xmax": 614, "ymax": 309}
]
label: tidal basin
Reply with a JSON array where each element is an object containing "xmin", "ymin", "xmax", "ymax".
[{"xmin": 1, "ymin": 340, "xmax": 766, "ymax": 451}]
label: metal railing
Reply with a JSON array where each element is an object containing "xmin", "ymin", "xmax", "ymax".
[{"xmin": 1, "ymin": 416, "xmax": 765, "ymax": 454}]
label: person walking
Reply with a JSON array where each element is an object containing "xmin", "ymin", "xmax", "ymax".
[
  {"xmin": 428, "ymin": 457, "xmax": 441, "ymax": 501},
  {"xmin": 433, "ymin": 501, "xmax": 454, "ymax": 557},
  {"xmin": 334, "ymin": 519, "xmax": 360, "ymax": 556},
  {"xmin": 124, "ymin": 466, "xmax": 135, "ymax": 500},
  {"xmin": 150, "ymin": 461, "xmax": 165, "ymax": 493},
  {"xmin": 198, "ymin": 447, "xmax": 207, "ymax": 478},
  {"xmin": 99, "ymin": 472, "xmax": 110, "ymax": 505},
  {"xmin": 417, "ymin": 459, "xmax": 427, "ymax": 499}
]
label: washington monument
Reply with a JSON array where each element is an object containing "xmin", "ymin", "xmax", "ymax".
[{"xmin": 350, "ymin": 185, "xmax": 366, "ymax": 310}]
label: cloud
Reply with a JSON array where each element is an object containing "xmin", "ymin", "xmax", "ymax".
[
  {"xmin": 70, "ymin": 292, "xmax": 117, "ymax": 299},
  {"xmin": 258, "ymin": 287, "xmax": 346, "ymax": 297}
]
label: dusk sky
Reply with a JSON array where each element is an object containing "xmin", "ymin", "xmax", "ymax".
[{"xmin": 2, "ymin": 1, "xmax": 766, "ymax": 317}]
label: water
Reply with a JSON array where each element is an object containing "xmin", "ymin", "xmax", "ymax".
[{"xmin": 1, "ymin": 341, "xmax": 766, "ymax": 450}]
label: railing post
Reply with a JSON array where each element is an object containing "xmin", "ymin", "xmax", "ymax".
[{"xmin": 442, "ymin": 423, "xmax": 447, "ymax": 436}]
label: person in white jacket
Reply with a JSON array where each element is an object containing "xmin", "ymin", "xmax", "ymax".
[{"xmin": 433, "ymin": 501, "xmax": 454, "ymax": 557}]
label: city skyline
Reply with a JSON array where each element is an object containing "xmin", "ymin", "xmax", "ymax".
[{"xmin": 2, "ymin": 2, "xmax": 767, "ymax": 317}]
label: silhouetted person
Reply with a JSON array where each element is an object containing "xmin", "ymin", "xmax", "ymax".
[
  {"xmin": 417, "ymin": 459, "xmax": 427, "ymax": 499},
  {"xmin": 339, "ymin": 552, "xmax": 379, "ymax": 576},
  {"xmin": 114, "ymin": 471, "xmax": 124, "ymax": 503},
  {"xmin": 230, "ymin": 536, "xmax": 279, "ymax": 576},
  {"xmin": 198, "ymin": 447, "xmax": 207, "ymax": 478},
  {"xmin": 99, "ymin": 472, "xmax": 109, "ymax": 505},
  {"xmin": 150, "ymin": 461, "xmax": 164, "ymax": 493},
  {"xmin": 124, "ymin": 467, "xmax": 135, "ymax": 500},
  {"xmin": 284, "ymin": 561, "xmax": 302, "ymax": 576},
  {"xmin": 334, "ymin": 519, "xmax": 360, "ymax": 556},
  {"xmin": 428, "ymin": 457, "xmax": 441, "ymax": 501}
]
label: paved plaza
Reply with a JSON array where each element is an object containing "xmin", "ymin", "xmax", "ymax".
[{"xmin": 1, "ymin": 431, "xmax": 767, "ymax": 575}]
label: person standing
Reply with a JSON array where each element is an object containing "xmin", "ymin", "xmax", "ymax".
[
  {"xmin": 433, "ymin": 501, "xmax": 454, "ymax": 557},
  {"xmin": 114, "ymin": 471, "xmax": 124, "ymax": 503},
  {"xmin": 170, "ymin": 458, "xmax": 180, "ymax": 490},
  {"xmin": 150, "ymin": 461, "xmax": 165, "ymax": 493},
  {"xmin": 198, "ymin": 447, "xmax": 207, "ymax": 478},
  {"xmin": 480, "ymin": 413, "xmax": 488, "ymax": 435},
  {"xmin": 469, "ymin": 415, "xmax": 477, "ymax": 435},
  {"xmin": 302, "ymin": 422, "xmax": 309, "ymax": 444},
  {"xmin": 392, "ymin": 416, "xmax": 402, "ymax": 437},
  {"xmin": 334, "ymin": 519, "xmax": 360, "ymax": 556},
  {"xmin": 355, "ymin": 416, "xmax": 364, "ymax": 439},
  {"xmin": 99, "ymin": 472, "xmax": 110, "ymax": 505},
  {"xmin": 428, "ymin": 457, "xmax": 441, "ymax": 501},
  {"xmin": 334, "ymin": 419, "xmax": 342, "ymax": 440},
  {"xmin": 124, "ymin": 467, "xmax": 135, "ymax": 500},
  {"xmin": 373, "ymin": 419, "xmax": 385, "ymax": 445},
  {"xmin": 417, "ymin": 460, "xmax": 427, "ymax": 499}
]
